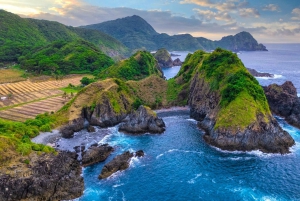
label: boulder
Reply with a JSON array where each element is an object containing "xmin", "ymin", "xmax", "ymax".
[
  {"xmin": 98, "ymin": 150, "xmax": 144, "ymax": 179},
  {"xmin": 60, "ymin": 118, "xmax": 85, "ymax": 138},
  {"xmin": 172, "ymin": 58, "xmax": 182, "ymax": 66},
  {"xmin": 81, "ymin": 144, "xmax": 114, "ymax": 167},
  {"xmin": 264, "ymin": 81, "xmax": 300, "ymax": 128},
  {"xmin": 119, "ymin": 105, "xmax": 165, "ymax": 134},
  {"xmin": 0, "ymin": 151, "xmax": 84, "ymax": 201},
  {"xmin": 247, "ymin": 68, "xmax": 273, "ymax": 78},
  {"xmin": 87, "ymin": 125, "xmax": 95, "ymax": 132}
]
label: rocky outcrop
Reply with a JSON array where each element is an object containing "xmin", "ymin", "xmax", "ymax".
[
  {"xmin": 173, "ymin": 58, "xmax": 182, "ymax": 66},
  {"xmin": 60, "ymin": 117, "xmax": 85, "ymax": 138},
  {"xmin": 154, "ymin": 48, "xmax": 173, "ymax": 67},
  {"xmin": 98, "ymin": 150, "xmax": 144, "ymax": 179},
  {"xmin": 189, "ymin": 74, "xmax": 294, "ymax": 154},
  {"xmin": 264, "ymin": 81, "xmax": 300, "ymax": 128},
  {"xmin": 247, "ymin": 68, "xmax": 273, "ymax": 78},
  {"xmin": 87, "ymin": 125, "xmax": 96, "ymax": 132},
  {"xmin": 81, "ymin": 144, "xmax": 114, "ymax": 167},
  {"xmin": 119, "ymin": 105, "xmax": 165, "ymax": 134},
  {"xmin": 0, "ymin": 151, "xmax": 84, "ymax": 201}
]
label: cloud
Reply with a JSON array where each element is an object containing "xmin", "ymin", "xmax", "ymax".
[
  {"xmin": 291, "ymin": 8, "xmax": 300, "ymax": 20},
  {"xmin": 262, "ymin": 4, "xmax": 279, "ymax": 12},
  {"xmin": 180, "ymin": 0, "xmax": 241, "ymax": 12},
  {"xmin": 239, "ymin": 8, "xmax": 260, "ymax": 18},
  {"xmin": 194, "ymin": 9, "xmax": 232, "ymax": 22}
]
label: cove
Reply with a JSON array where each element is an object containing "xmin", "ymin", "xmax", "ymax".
[{"xmin": 69, "ymin": 110, "xmax": 300, "ymax": 201}]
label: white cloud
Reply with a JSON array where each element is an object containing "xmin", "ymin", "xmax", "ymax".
[
  {"xmin": 194, "ymin": 9, "xmax": 232, "ymax": 22},
  {"xmin": 291, "ymin": 8, "xmax": 300, "ymax": 20},
  {"xmin": 239, "ymin": 8, "xmax": 260, "ymax": 18},
  {"xmin": 262, "ymin": 4, "xmax": 279, "ymax": 12}
]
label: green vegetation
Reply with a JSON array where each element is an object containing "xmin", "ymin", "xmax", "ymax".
[
  {"xmin": 80, "ymin": 77, "xmax": 96, "ymax": 85},
  {"xmin": 0, "ymin": 112, "xmax": 63, "ymax": 165},
  {"xmin": 61, "ymin": 84, "xmax": 83, "ymax": 94},
  {"xmin": 98, "ymin": 51, "xmax": 163, "ymax": 81},
  {"xmin": 19, "ymin": 40, "xmax": 114, "ymax": 75},
  {"xmin": 153, "ymin": 48, "xmax": 171, "ymax": 63},
  {"xmin": 0, "ymin": 10, "xmax": 129, "ymax": 63}
]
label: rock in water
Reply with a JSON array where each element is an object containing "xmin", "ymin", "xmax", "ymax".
[
  {"xmin": 87, "ymin": 125, "xmax": 96, "ymax": 132},
  {"xmin": 0, "ymin": 151, "xmax": 84, "ymax": 201},
  {"xmin": 154, "ymin": 48, "xmax": 173, "ymax": 67},
  {"xmin": 187, "ymin": 49, "xmax": 294, "ymax": 154},
  {"xmin": 119, "ymin": 105, "xmax": 165, "ymax": 134},
  {"xmin": 264, "ymin": 81, "xmax": 300, "ymax": 129},
  {"xmin": 98, "ymin": 150, "xmax": 144, "ymax": 179},
  {"xmin": 173, "ymin": 58, "xmax": 182, "ymax": 66},
  {"xmin": 81, "ymin": 144, "xmax": 114, "ymax": 167},
  {"xmin": 247, "ymin": 68, "xmax": 273, "ymax": 78}
]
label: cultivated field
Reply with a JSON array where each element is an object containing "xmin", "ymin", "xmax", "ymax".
[
  {"xmin": 0, "ymin": 69, "xmax": 26, "ymax": 84},
  {"xmin": 0, "ymin": 76, "xmax": 84, "ymax": 121}
]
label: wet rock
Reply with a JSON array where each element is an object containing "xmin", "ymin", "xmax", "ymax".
[
  {"xmin": 81, "ymin": 144, "xmax": 114, "ymax": 167},
  {"xmin": 264, "ymin": 81, "xmax": 300, "ymax": 129},
  {"xmin": 135, "ymin": 150, "xmax": 144, "ymax": 157},
  {"xmin": 87, "ymin": 125, "xmax": 95, "ymax": 132},
  {"xmin": 0, "ymin": 151, "xmax": 84, "ymax": 201},
  {"xmin": 119, "ymin": 105, "xmax": 165, "ymax": 134}
]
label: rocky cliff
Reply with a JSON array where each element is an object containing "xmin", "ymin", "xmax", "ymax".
[
  {"xmin": 264, "ymin": 81, "xmax": 300, "ymax": 129},
  {"xmin": 187, "ymin": 49, "xmax": 294, "ymax": 153},
  {"xmin": 0, "ymin": 151, "xmax": 84, "ymax": 201}
]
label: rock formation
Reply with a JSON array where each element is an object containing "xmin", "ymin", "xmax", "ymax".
[
  {"xmin": 119, "ymin": 105, "xmax": 165, "ymax": 134},
  {"xmin": 173, "ymin": 58, "xmax": 182, "ymax": 66},
  {"xmin": 247, "ymin": 68, "xmax": 273, "ymax": 78},
  {"xmin": 81, "ymin": 144, "xmax": 114, "ymax": 167},
  {"xmin": 186, "ymin": 49, "xmax": 294, "ymax": 154},
  {"xmin": 98, "ymin": 150, "xmax": 144, "ymax": 179},
  {"xmin": 0, "ymin": 151, "xmax": 84, "ymax": 201},
  {"xmin": 154, "ymin": 48, "xmax": 173, "ymax": 67},
  {"xmin": 264, "ymin": 81, "xmax": 300, "ymax": 128}
]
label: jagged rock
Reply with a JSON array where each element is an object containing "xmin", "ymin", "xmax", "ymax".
[
  {"xmin": 81, "ymin": 144, "xmax": 114, "ymax": 167},
  {"xmin": 87, "ymin": 125, "xmax": 95, "ymax": 132},
  {"xmin": 247, "ymin": 68, "xmax": 273, "ymax": 77},
  {"xmin": 0, "ymin": 151, "xmax": 84, "ymax": 201},
  {"xmin": 189, "ymin": 73, "xmax": 294, "ymax": 154},
  {"xmin": 264, "ymin": 81, "xmax": 300, "ymax": 128},
  {"xmin": 98, "ymin": 150, "xmax": 144, "ymax": 179},
  {"xmin": 170, "ymin": 53, "xmax": 181, "ymax": 56},
  {"xmin": 154, "ymin": 48, "xmax": 173, "ymax": 67},
  {"xmin": 135, "ymin": 150, "xmax": 144, "ymax": 157},
  {"xmin": 119, "ymin": 105, "xmax": 165, "ymax": 134},
  {"xmin": 60, "ymin": 117, "xmax": 85, "ymax": 138},
  {"xmin": 173, "ymin": 58, "xmax": 182, "ymax": 66}
]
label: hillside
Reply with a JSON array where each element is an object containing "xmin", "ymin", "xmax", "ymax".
[
  {"xmin": 0, "ymin": 10, "xmax": 129, "ymax": 62},
  {"xmin": 19, "ymin": 40, "xmax": 114, "ymax": 75},
  {"xmin": 82, "ymin": 15, "xmax": 267, "ymax": 52},
  {"xmin": 98, "ymin": 51, "xmax": 163, "ymax": 81}
]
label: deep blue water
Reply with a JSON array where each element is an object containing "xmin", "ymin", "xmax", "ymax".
[
  {"xmin": 77, "ymin": 113, "xmax": 300, "ymax": 201},
  {"xmin": 74, "ymin": 44, "xmax": 300, "ymax": 201}
]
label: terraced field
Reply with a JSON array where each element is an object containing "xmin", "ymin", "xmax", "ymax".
[{"xmin": 0, "ymin": 76, "xmax": 83, "ymax": 122}]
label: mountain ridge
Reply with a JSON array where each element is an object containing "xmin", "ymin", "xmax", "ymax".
[{"xmin": 82, "ymin": 15, "xmax": 267, "ymax": 52}]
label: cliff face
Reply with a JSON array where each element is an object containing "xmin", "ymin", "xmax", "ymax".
[
  {"xmin": 0, "ymin": 151, "xmax": 84, "ymax": 201},
  {"xmin": 187, "ymin": 49, "xmax": 294, "ymax": 153},
  {"xmin": 264, "ymin": 81, "xmax": 300, "ymax": 129}
]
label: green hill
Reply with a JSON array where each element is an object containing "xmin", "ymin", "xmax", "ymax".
[
  {"xmin": 19, "ymin": 40, "xmax": 114, "ymax": 75},
  {"xmin": 82, "ymin": 15, "xmax": 267, "ymax": 52},
  {"xmin": 98, "ymin": 51, "xmax": 163, "ymax": 81},
  {"xmin": 0, "ymin": 10, "xmax": 129, "ymax": 62}
]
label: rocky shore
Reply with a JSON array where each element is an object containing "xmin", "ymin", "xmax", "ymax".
[{"xmin": 264, "ymin": 81, "xmax": 300, "ymax": 129}]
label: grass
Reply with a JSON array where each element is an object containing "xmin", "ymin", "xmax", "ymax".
[{"xmin": 0, "ymin": 68, "xmax": 26, "ymax": 84}]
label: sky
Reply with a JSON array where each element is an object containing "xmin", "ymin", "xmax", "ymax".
[{"xmin": 1, "ymin": 0, "xmax": 300, "ymax": 43}]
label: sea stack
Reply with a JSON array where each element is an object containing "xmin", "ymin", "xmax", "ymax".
[{"xmin": 185, "ymin": 48, "xmax": 294, "ymax": 153}]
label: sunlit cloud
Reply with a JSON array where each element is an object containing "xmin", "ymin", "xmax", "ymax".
[
  {"xmin": 291, "ymin": 8, "xmax": 300, "ymax": 21},
  {"xmin": 262, "ymin": 4, "xmax": 280, "ymax": 12},
  {"xmin": 0, "ymin": 4, "xmax": 40, "ymax": 15}
]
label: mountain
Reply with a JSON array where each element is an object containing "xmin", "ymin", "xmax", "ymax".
[
  {"xmin": 82, "ymin": 15, "xmax": 267, "ymax": 52},
  {"xmin": 98, "ymin": 51, "xmax": 163, "ymax": 81},
  {"xmin": 19, "ymin": 39, "xmax": 114, "ymax": 75},
  {"xmin": 0, "ymin": 10, "xmax": 129, "ymax": 62}
]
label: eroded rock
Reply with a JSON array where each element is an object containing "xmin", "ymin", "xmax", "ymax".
[{"xmin": 81, "ymin": 144, "xmax": 114, "ymax": 167}]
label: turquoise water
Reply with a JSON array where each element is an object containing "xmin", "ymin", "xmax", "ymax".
[
  {"xmin": 76, "ymin": 44, "xmax": 300, "ymax": 200},
  {"xmin": 78, "ymin": 113, "xmax": 300, "ymax": 201}
]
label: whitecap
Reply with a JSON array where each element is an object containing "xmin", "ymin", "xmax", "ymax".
[
  {"xmin": 129, "ymin": 156, "xmax": 141, "ymax": 168},
  {"xmin": 113, "ymin": 183, "xmax": 124, "ymax": 188},
  {"xmin": 156, "ymin": 149, "xmax": 203, "ymax": 159},
  {"xmin": 256, "ymin": 74, "xmax": 283, "ymax": 80},
  {"xmin": 297, "ymin": 93, "xmax": 300, "ymax": 97},
  {"xmin": 187, "ymin": 118, "xmax": 197, "ymax": 122},
  {"xmin": 187, "ymin": 173, "xmax": 202, "ymax": 184}
]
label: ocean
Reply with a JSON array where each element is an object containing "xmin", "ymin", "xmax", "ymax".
[{"xmin": 69, "ymin": 44, "xmax": 300, "ymax": 201}]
